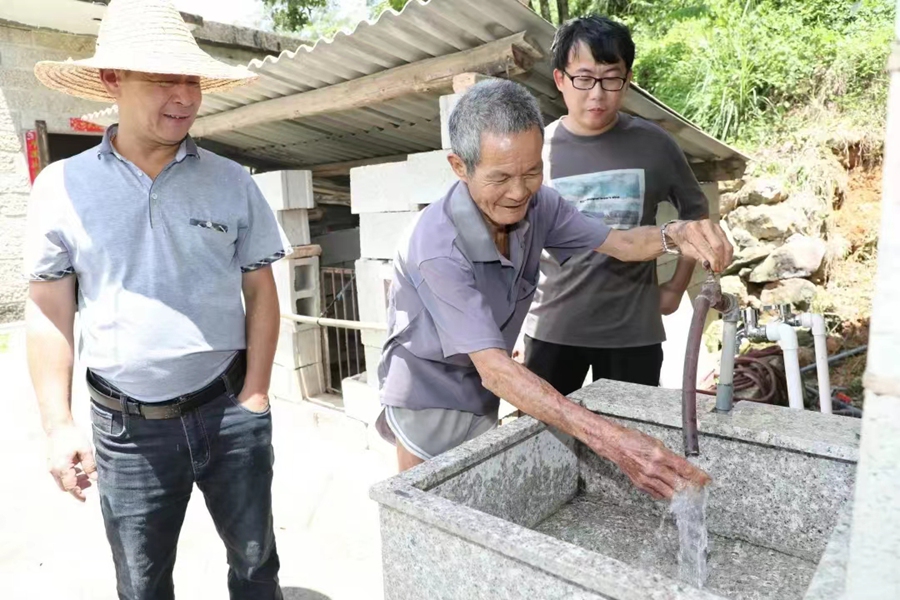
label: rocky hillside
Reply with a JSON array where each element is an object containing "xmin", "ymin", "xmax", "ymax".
[{"xmin": 712, "ymin": 135, "xmax": 881, "ymax": 407}]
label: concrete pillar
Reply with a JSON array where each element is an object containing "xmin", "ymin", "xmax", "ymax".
[
  {"xmin": 254, "ymin": 168, "xmax": 325, "ymax": 400},
  {"xmin": 845, "ymin": 6, "xmax": 900, "ymax": 596},
  {"xmin": 356, "ymin": 258, "xmax": 393, "ymax": 388},
  {"xmin": 252, "ymin": 169, "xmax": 314, "ymax": 211}
]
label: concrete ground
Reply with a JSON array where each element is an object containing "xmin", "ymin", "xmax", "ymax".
[{"xmin": 0, "ymin": 323, "xmax": 396, "ymax": 600}]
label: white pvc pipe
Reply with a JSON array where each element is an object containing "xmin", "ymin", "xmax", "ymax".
[
  {"xmin": 280, "ymin": 313, "xmax": 388, "ymax": 331},
  {"xmin": 799, "ymin": 313, "xmax": 832, "ymax": 414},
  {"xmin": 716, "ymin": 320, "xmax": 738, "ymax": 411},
  {"xmin": 766, "ymin": 321, "xmax": 805, "ymax": 410}
]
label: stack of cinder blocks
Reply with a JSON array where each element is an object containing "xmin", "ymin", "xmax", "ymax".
[
  {"xmin": 253, "ymin": 169, "xmax": 326, "ymax": 401},
  {"xmin": 342, "ymin": 93, "xmax": 461, "ymax": 425}
]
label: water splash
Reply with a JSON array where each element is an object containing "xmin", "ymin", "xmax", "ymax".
[{"xmin": 670, "ymin": 484, "xmax": 710, "ymax": 588}]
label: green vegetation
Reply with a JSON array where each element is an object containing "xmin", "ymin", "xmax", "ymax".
[
  {"xmin": 563, "ymin": 0, "xmax": 896, "ymax": 146},
  {"xmin": 261, "ymin": 0, "xmax": 407, "ymax": 39}
]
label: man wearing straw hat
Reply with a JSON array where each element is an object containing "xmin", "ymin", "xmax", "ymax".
[{"xmin": 24, "ymin": 1, "xmax": 287, "ymax": 598}]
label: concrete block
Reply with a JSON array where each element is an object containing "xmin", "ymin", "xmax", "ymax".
[
  {"xmin": 312, "ymin": 228, "xmax": 360, "ymax": 267},
  {"xmin": 342, "ymin": 372, "xmax": 382, "ymax": 425},
  {"xmin": 270, "ymin": 361, "xmax": 325, "ymax": 401},
  {"xmin": 350, "ymin": 161, "xmax": 414, "ymax": 214},
  {"xmin": 407, "ymin": 150, "xmax": 457, "ymax": 206},
  {"xmin": 361, "ymin": 327, "xmax": 386, "ymax": 349},
  {"xmin": 364, "ymin": 345, "xmax": 383, "ymax": 387},
  {"xmin": 294, "ymin": 293, "xmax": 321, "ymax": 318},
  {"xmin": 439, "ymin": 93, "xmax": 463, "ymax": 150},
  {"xmin": 355, "ymin": 258, "xmax": 393, "ymax": 325},
  {"xmin": 273, "ymin": 256, "xmax": 320, "ymax": 316},
  {"xmin": 253, "ymin": 170, "xmax": 314, "ymax": 211},
  {"xmin": 359, "ymin": 211, "xmax": 420, "ymax": 260},
  {"xmin": 276, "ymin": 208, "xmax": 311, "ymax": 246},
  {"xmin": 274, "ymin": 322, "xmax": 322, "ymax": 369}
]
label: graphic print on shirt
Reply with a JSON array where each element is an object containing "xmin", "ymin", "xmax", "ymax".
[{"xmin": 552, "ymin": 168, "xmax": 645, "ymax": 230}]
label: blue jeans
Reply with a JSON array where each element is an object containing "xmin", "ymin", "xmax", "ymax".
[{"xmin": 90, "ymin": 380, "xmax": 282, "ymax": 600}]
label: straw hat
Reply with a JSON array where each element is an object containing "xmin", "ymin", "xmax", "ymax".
[{"xmin": 34, "ymin": 0, "xmax": 257, "ymax": 102}]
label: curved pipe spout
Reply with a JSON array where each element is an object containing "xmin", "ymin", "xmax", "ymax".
[{"xmin": 682, "ymin": 276, "xmax": 737, "ymax": 456}]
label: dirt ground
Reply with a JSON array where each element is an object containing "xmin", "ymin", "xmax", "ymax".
[{"xmin": 819, "ymin": 164, "xmax": 882, "ymax": 405}]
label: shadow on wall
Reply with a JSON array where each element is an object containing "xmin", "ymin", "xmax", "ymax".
[{"xmin": 283, "ymin": 588, "xmax": 332, "ymax": 600}]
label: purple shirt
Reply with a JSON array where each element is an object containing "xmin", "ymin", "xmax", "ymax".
[{"xmin": 378, "ymin": 181, "xmax": 611, "ymax": 415}]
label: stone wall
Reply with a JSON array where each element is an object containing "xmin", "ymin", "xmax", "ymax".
[
  {"xmin": 719, "ymin": 176, "xmax": 835, "ymax": 311},
  {"xmin": 0, "ymin": 21, "xmax": 274, "ymax": 323}
]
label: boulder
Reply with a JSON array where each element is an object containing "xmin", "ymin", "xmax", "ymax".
[
  {"xmin": 739, "ymin": 177, "xmax": 788, "ymax": 207},
  {"xmin": 719, "ymin": 179, "xmax": 746, "ymax": 194},
  {"xmin": 726, "ymin": 203, "xmax": 810, "ymax": 243},
  {"xmin": 720, "ymin": 275, "xmax": 749, "ymax": 306},
  {"xmin": 723, "ymin": 244, "xmax": 775, "ymax": 276},
  {"xmin": 749, "ymin": 235, "xmax": 828, "ymax": 283},
  {"xmin": 728, "ymin": 225, "xmax": 760, "ymax": 249},
  {"xmin": 788, "ymin": 191, "xmax": 829, "ymax": 237},
  {"xmin": 760, "ymin": 278, "xmax": 819, "ymax": 310},
  {"xmin": 720, "ymin": 192, "xmax": 739, "ymax": 217}
]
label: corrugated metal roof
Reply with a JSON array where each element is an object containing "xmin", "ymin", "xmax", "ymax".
[{"xmin": 84, "ymin": 0, "xmax": 747, "ymax": 171}]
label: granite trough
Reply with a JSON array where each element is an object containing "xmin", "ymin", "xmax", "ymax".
[{"xmin": 370, "ymin": 379, "xmax": 860, "ymax": 600}]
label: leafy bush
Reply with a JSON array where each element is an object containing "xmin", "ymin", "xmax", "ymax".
[{"xmin": 615, "ymin": 0, "xmax": 895, "ymax": 144}]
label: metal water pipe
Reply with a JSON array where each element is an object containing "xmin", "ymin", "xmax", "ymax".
[{"xmin": 682, "ymin": 274, "xmax": 738, "ymax": 456}]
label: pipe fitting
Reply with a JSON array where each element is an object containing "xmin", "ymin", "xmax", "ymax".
[
  {"xmin": 798, "ymin": 312, "xmax": 828, "ymax": 336},
  {"xmin": 766, "ymin": 322, "xmax": 804, "ymax": 410},
  {"xmin": 798, "ymin": 313, "xmax": 832, "ymax": 414},
  {"xmin": 766, "ymin": 321, "xmax": 799, "ymax": 351}
]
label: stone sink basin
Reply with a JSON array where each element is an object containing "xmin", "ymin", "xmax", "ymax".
[{"xmin": 370, "ymin": 380, "xmax": 859, "ymax": 600}]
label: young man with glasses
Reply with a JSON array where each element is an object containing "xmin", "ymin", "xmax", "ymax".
[{"xmin": 520, "ymin": 16, "xmax": 711, "ymax": 394}]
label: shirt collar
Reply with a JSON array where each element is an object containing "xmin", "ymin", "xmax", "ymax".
[
  {"xmin": 98, "ymin": 124, "xmax": 200, "ymax": 162},
  {"xmin": 448, "ymin": 181, "xmax": 532, "ymax": 264}
]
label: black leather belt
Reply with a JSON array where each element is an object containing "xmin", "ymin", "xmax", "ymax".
[{"xmin": 87, "ymin": 352, "xmax": 246, "ymax": 420}]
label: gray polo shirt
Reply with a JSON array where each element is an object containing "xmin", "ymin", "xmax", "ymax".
[
  {"xmin": 23, "ymin": 125, "xmax": 288, "ymax": 402},
  {"xmin": 378, "ymin": 181, "xmax": 611, "ymax": 415}
]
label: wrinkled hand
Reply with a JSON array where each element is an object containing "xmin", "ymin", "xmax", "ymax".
[
  {"xmin": 668, "ymin": 220, "xmax": 733, "ymax": 273},
  {"xmin": 237, "ymin": 389, "xmax": 271, "ymax": 414},
  {"xmin": 597, "ymin": 424, "xmax": 710, "ymax": 500},
  {"xmin": 47, "ymin": 424, "xmax": 97, "ymax": 502},
  {"xmin": 659, "ymin": 281, "xmax": 683, "ymax": 316}
]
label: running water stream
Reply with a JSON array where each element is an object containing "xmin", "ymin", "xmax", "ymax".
[{"xmin": 669, "ymin": 484, "xmax": 710, "ymax": 588}]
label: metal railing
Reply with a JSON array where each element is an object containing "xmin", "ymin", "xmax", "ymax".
[
  {"xmin": 319, "ymin": 267, "xmax": 367, "ymax": 393},
  {"xmin": 279, "ymin": 267, "xmax": 387, "ymax": 395}
]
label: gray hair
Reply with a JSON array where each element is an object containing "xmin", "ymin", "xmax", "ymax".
[{"xmin": 448, "ymin": 79, "xmax": 544, "ymax": 172}]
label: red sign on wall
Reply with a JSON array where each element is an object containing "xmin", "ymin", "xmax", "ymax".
[
  {"xmin": 70, "ymin": 117, "xmax": 106, "ymax": 133},
  {"xmin": 25, "ymin": 130, "xmax": 40, "ymax": 184}
]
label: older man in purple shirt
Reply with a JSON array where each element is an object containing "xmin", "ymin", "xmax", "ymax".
[{"xmin": 375, "ymin": 80, "xmax": 732, "ymax": 499}]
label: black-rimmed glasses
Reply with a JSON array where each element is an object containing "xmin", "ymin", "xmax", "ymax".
[{"xmin": 563, "ymin": 70, "xmax": 628, "ymax": 92}]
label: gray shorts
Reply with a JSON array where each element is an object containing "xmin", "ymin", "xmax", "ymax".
[{"xmin": 375, "ymin": 405, "xmax": 499, "ymax": 461}]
